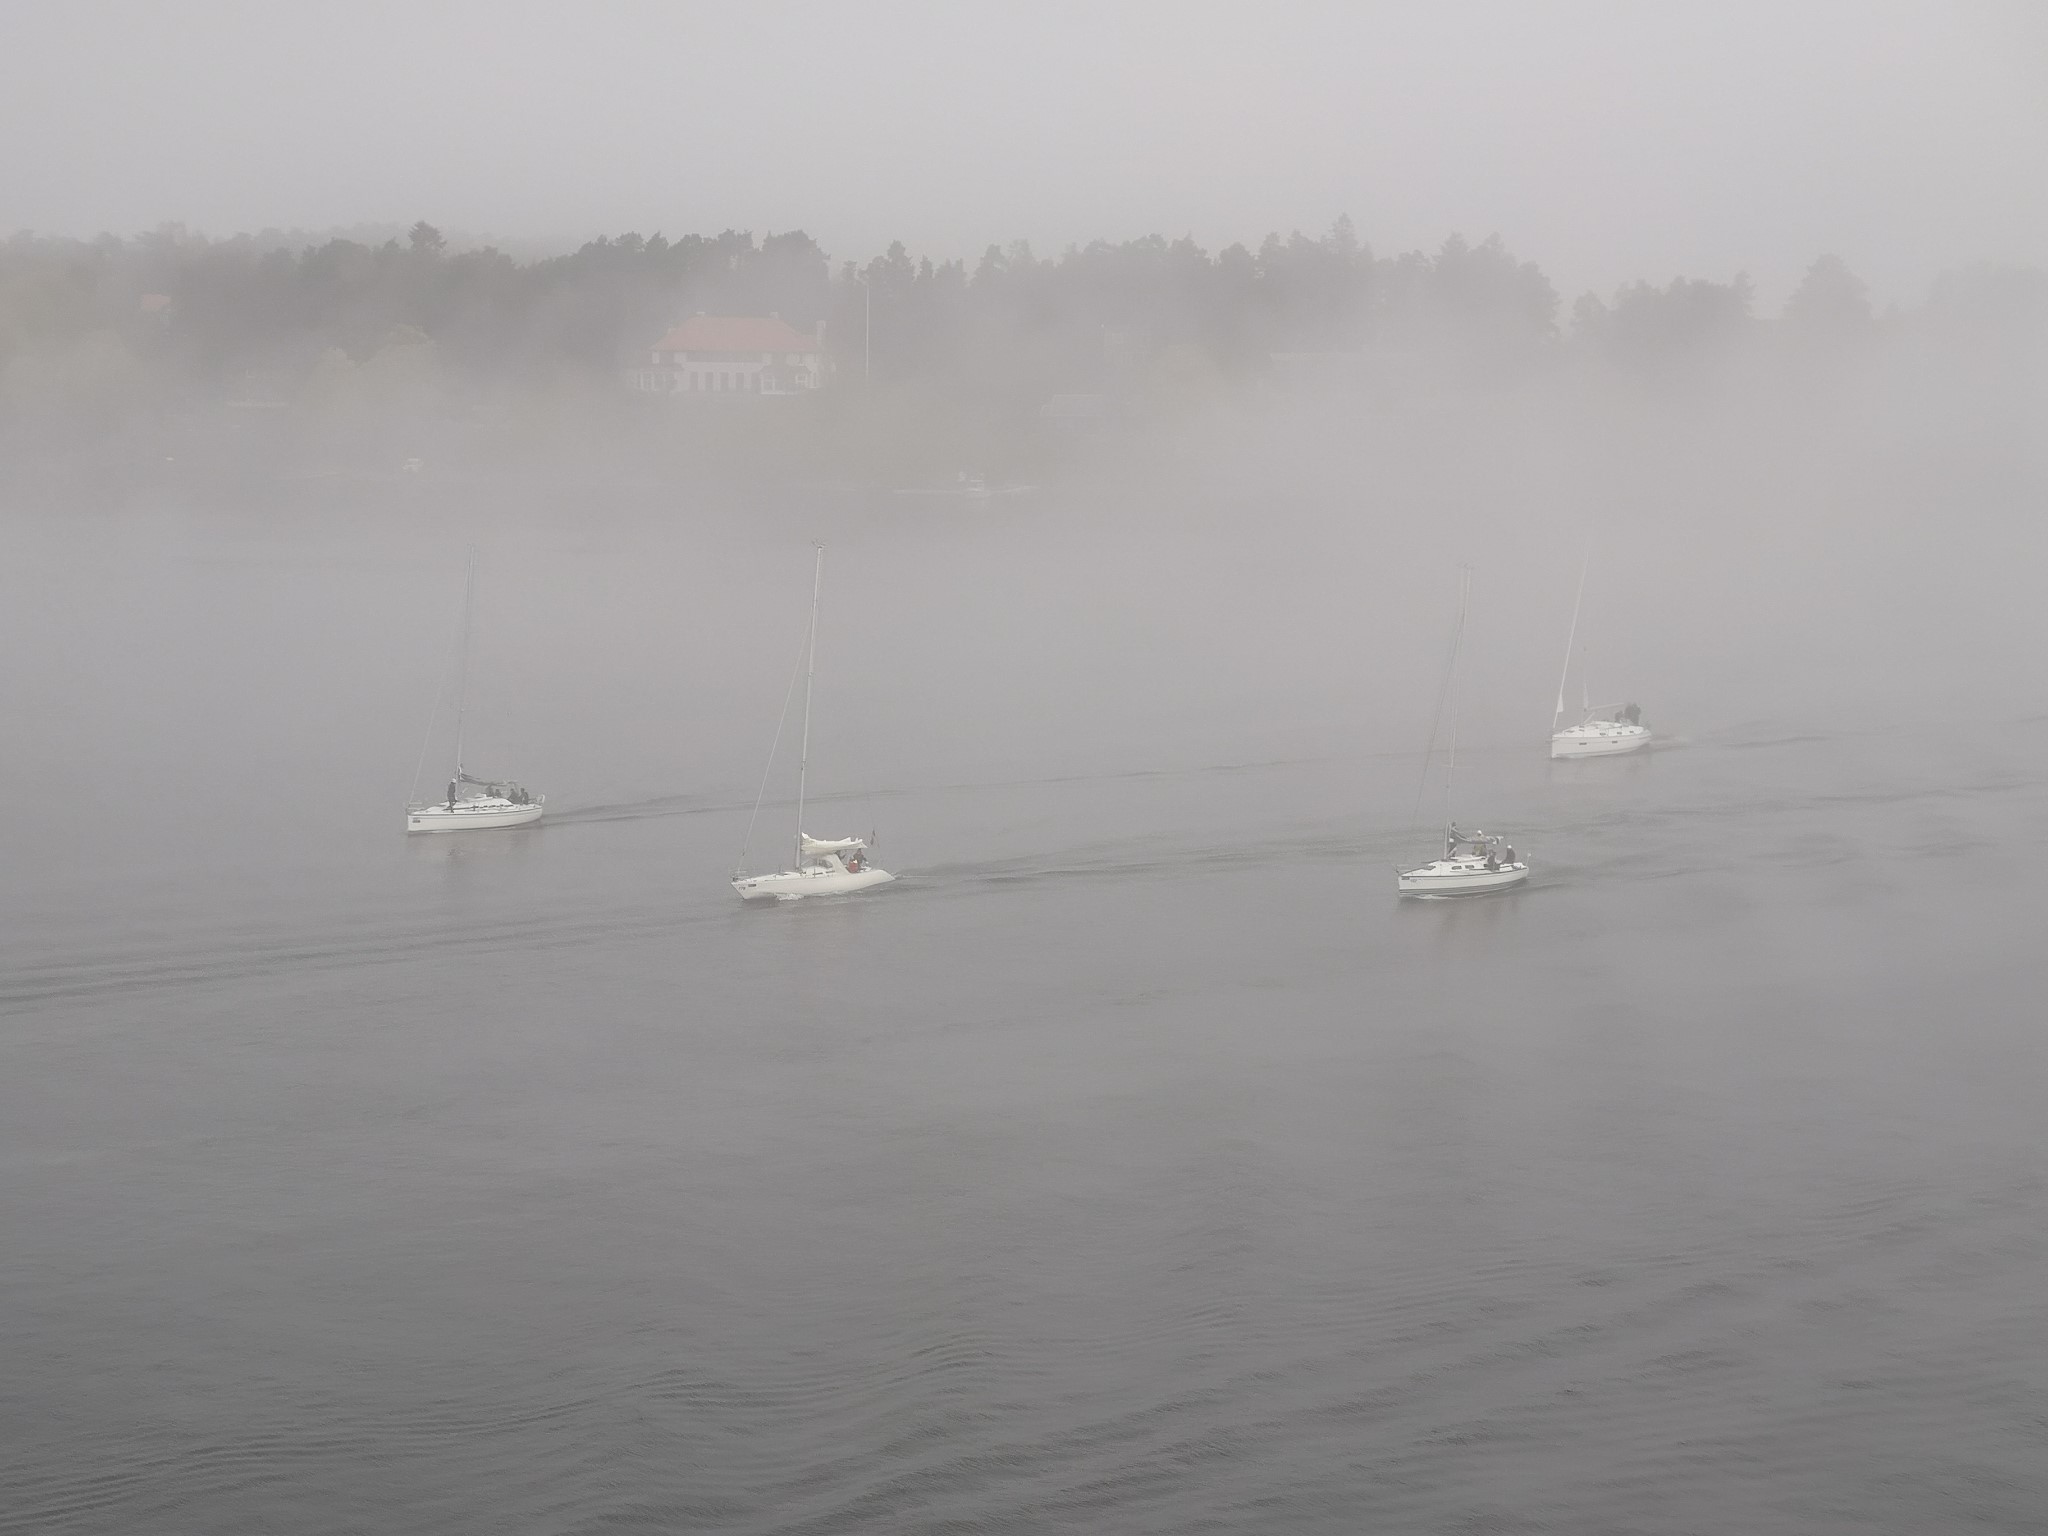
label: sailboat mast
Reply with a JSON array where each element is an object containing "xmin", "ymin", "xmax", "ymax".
[
  {"xmin": 452, "ymin": 546, "xmax": 478, "ymax": 781},
  {"xmin": 1554, "ymin": 549, "xmax": 1589, "ymax": 730},
  {"xmin": 793, "ymin": 545, "xmax": 824, "ymax": 864},
  {"xmin": 1444, "ymin": 566, "xmax": 1469, "ymax": 831}
]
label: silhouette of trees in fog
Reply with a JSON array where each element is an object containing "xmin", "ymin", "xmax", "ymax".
[
  {"xmin": 1572, "ymin": 274, "xmax": 1757, "ymax": 377},
  {"xmin": 1783, "ymin": 254, "xmax": 1873, "ymax": 345},
  {"xmin": 0, "ymin": 216, "xmax": 2039, "ymax": 466},
  {"xmin": 831, "ymin": 222, "xmax": 1562, "ymax": 397}
]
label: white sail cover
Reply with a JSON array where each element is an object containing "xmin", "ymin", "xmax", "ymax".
[{"xmin": 800, "ymin": 834, "xmax": 865, "ymax": 856}]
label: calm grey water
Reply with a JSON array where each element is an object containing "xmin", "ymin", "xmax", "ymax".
[{"xmin": 3, "ymin": 491, "xmax": 2045, "ymax": 1533}]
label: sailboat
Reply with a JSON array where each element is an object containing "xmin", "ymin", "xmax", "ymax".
[
  {"xmin": 405, "ymin": 549, "xmax": 543, "ymax": 833},
  {"xmin": 1550, "ymin": 552, "xmax": 1650, "ymax": 759},
  {"xmin": 731, "ymin": 547, "xmax": 895, "ymax": 902},
  {"xmin": 1397, "ymin": 568, "xmax": 1529, "ymax": 897}
]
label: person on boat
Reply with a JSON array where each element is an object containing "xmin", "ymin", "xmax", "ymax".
[
  {"xmin": 1504, "ymin": 843, "xmax": 1516, "ymax": 866},
  {"xmin": 1485, "ymin": 846, "xmax": 1500, "ymax": 871},
  {"xmin": 446, "ymin": 779, "xmax": 458, "ymax": 809},
  {"xmin": 1622, "ymin": 702, "xmax": 1641, "ymax": 725},
  {"xmin": 845, "ymin": 849, "xmax": 863, "ymax": 872}
]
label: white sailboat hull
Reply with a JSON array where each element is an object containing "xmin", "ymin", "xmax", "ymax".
[
  {"xmin": 407, "ymin": 798, "xmax": 544, "ymax": 833},
  {"xmin": 1397, "ymin": 858, "xmax": 1529, "ymax": 897},
  {"xmin": 1550, "ymin": 723, "xmax": 1651, "ymax": 759},
  {"xmin": 732, "ymin": 865, "xmax": 896, "ymax": 902}
]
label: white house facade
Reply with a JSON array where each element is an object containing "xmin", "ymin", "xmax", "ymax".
[{"xmin": 630, "ymin": 314, "xmax": 827, "ymax": 396}]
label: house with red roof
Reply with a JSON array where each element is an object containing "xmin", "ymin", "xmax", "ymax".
[{"xmin": 630, "ymin": 314, "xmax": 827, "ymax": 397}]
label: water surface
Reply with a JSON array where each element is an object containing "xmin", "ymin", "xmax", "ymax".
[{"xmin": 3, "ymin": 499, "xmax": 2044, "ymax": 1533}]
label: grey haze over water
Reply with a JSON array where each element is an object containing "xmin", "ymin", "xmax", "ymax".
[
  {"xmin": 4, "ymin": 396, "xmax": 2047, "ymax": 1529},
  {"xmin": 4, "ymin": 0, "xmax": 2046, "ymax": 304}
]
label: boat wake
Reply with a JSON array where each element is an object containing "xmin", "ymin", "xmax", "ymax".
[
  {"xmin": 0, "ymin": 899, "xmax": 705, "ymax": 1011},
  {"xmin": 545, "ymin": 794, "xmax": 738, "ymax": 826}
]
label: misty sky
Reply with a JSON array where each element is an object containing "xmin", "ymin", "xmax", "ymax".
[{"xmin": 4, "ymin": 0, "xmax": 2043, "ymax": 306}]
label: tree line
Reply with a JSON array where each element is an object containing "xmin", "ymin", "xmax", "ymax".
[{"xmin": 1, "ymin": 214, "xmax": 2040, "ymax": 464}]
